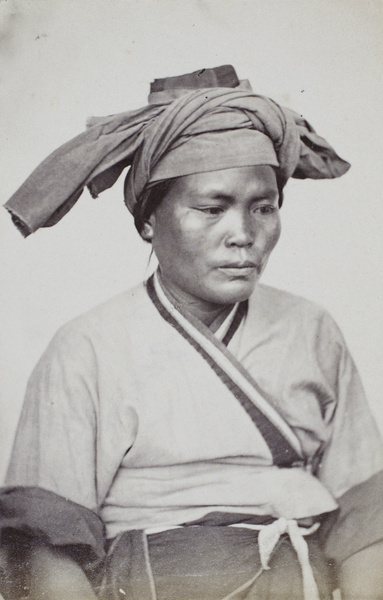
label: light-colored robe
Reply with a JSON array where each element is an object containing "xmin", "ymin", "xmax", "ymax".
[{"xmin": 5, "ymin": 278, "xmax": 383, "ymax": 562}]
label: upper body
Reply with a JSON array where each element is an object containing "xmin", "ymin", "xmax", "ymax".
[
  {"xmin": 5, "ymin": 277, "xmax": 382, "ymax": 552},
  {"xmin": 1, "ymin": 65, "xmax": 382, "ymax": 599}
]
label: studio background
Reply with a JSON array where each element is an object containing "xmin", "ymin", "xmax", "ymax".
[{"xmin": 1, "ymin": 0, "xmax": 382, "ymax": 483}]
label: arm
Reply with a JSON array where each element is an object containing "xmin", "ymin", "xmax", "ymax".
[
  {"xmin": 27, "ymin": 542, "xmax": 98, "ymax": 600},
  {"xmin": 1, "ymin": 540, "xmax": 97, "ymax": 600},
  {"xmin": 339, "ymin": 541, "xmax": 383, "ymax": 600},
  {"xmin": 2, "ymin": 320, "xmax": 138, "ymax": 598},
  {"xmin": 1, "ymin": 327, "xmax": 106, "ymax": 598},
  {"xmin": 0, "ymin": 488, "xmax": 106, "ymax": 599},
  {"xmin": 312, "ymin": 314, "xmax": 383, "ymax": 596},
  {"xmin": 5, "ymin": 326, "xmax": 99, "ymax": 507}
]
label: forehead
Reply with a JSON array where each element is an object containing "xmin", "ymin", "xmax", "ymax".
[{"xmin": 168, "ymin": 165, "xmax": 278, "ymax": 198}]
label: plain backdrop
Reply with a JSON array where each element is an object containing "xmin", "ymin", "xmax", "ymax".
[{"xmin": 0, "ymin": 0, "xmax": 382, "ymax": 482}]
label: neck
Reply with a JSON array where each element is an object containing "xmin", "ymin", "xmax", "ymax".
[{"xmin": 156, "ymin": 271, "xmax": 233, "ymax": 331}]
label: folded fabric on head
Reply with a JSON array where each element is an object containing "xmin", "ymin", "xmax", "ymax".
[{"xmin": 4, "ymin": 65, "xmax": 350, "ymax": 237}]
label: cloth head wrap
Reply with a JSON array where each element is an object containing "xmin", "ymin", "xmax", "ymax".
[{"xmin": 4, "ymin": 65, "xmax": 350, "ymax": 237}]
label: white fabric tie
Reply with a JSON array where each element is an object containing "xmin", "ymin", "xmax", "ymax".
[
  {"xmin": 145, "ymin": 518, "xmax": 321, "ymax": 600},
  {"xmin": 230, "ymin": 518, "xmax": 321, "ymax": 600}
]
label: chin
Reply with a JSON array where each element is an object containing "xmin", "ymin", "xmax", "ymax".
[{"xmin": 207, "ymin": 280, "xmax": 258, "ymax": 305}]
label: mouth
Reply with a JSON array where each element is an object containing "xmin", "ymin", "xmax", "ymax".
[{"xmin": 218, "ymin": 262, "xmax": 259, "ymax": 277}]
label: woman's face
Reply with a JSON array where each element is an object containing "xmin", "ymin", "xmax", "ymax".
[{"xmin": 148, "ymin": 165, "xmax": 281, "ymax": 312}]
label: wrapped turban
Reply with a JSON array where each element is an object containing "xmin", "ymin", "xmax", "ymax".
[{"xmin": 4, "ymin": 65, "xmax": 350, "ymax": 237}]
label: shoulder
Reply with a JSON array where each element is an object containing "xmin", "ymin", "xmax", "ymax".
[
  {"xmin": 249, "ymin": 283, "xmax": 346, "ymax": 347},
  {"xmin": 57, "ymin": 282, "xmax": 148, "ymax": 335},
  {"xmin": 44, "ymin": 282, "xmax": 152, "ymax": 359},
  {"xmin": 251, "ymin": 282, "xmax": 329, "ymax": 320},
  {"xmin": 245, "ymin": 284, "xmax": 353, "ymax": 389}
]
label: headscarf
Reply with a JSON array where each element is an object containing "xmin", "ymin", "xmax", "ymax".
[{"xmin": 4, "ymin": 65, "xmax": 350, "ymax": 237}]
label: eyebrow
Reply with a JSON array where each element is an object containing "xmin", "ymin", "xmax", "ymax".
[
  {"xmin": 204, "ymin": 192, "xmax": 234, "ymax": 201},
  {"xmin": 203, "ymin": 189, "xmax": 279, "ymax": 201}
]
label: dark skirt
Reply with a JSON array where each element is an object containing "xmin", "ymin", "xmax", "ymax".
[
  {"xmin": 0, "ymin": 488, "xmax": 337, "ymax": 600},
  {"xmin": 98, "ymin": 526, "xmax": 335, "ymax": 600}
]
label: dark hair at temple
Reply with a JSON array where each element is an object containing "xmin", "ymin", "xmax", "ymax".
[
  {"xmin": 134, "ymin": 169, "xmax": 285, "ymax": 241},
  {"xmin": 134, "ymin": 179, "xmax": 177, "ymax": 240}
]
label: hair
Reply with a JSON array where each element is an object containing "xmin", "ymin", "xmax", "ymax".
[
  {"xmin": 134, "ymin": 179, "xmax": 177, "ymax": 240},
  {"xmin": 134, "ymin": 169, "xmax": 285, "ymax": 241}
]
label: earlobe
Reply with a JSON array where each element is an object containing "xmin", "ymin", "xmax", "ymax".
[{"xmin": 141, "ymin": 220, "xmax": 154, "ymax": 242}]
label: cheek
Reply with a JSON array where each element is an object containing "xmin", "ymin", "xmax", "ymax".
[
  {"xmin": 274, "ymin": 220, "xmax": 282, "ymax": 245},
  {"xmin": 152, "ymin": 216, "xmax": 203, "ymax": 275},
  {"xmin": 266, "ymin": 216, "xmax": 281, "ymax": 253},
  {"xmin": 161, "ymin": 216, "xmax": 209, "ymax": 260}
]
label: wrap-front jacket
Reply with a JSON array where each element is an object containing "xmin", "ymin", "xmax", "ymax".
[{"xmin": 1, "ymin": 277, "xmax": 382, "ymax": 575}]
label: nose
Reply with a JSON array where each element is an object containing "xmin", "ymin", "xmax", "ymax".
[{"xmin": 224, "ymin": 210, "xmax": 255, "ymax": 248}]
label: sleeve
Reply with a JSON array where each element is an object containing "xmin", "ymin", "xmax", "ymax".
[
  {"xmin": 0, "ymin": 487, "xmax": 106, "ymax": 598},
  {"xmin": 0, "ymin": 486, "xmax": 105, "ymax": 566},
  {"xmin": 314, "ymin": 313, "xmax": 383, "ymax": 564},
  {"xmin": 5, "ymin": 326, "xmax": 100, "ymax": 510},
  {"xmin": 0, "ymin": 325, "xmax": 111, "ymax": 591},
  {"xmin": 1, "ymin": 322, "xmax": 138, "ymax": 563}
]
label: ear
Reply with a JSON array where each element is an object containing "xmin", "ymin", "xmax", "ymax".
[{"xmin": 141, "ymin": 220, "xmax": 154, "ymax": 242}]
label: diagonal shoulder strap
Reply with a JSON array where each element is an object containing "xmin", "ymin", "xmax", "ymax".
[{"xmin": 146, "ymin": 275, "xmax": 303, "ymax": 468}]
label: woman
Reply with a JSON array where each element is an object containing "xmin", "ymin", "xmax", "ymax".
[{"xmin": 1, "ymin": 66, "xmax": 382, "ymax": 600}]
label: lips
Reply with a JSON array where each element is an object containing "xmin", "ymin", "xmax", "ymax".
[
  {"xmin": 218, "ymin": 262, "xmax": 259, "ymax": 277},
  {"xmin": 221, "ymin": 261, "xmax": 257, "ymax": 268}
]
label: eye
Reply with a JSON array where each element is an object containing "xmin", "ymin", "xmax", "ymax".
[
  {"xmin": 198, "ymin": 206, "xmax": 225, "ymax": 215},
  {"xmin": 254, "ymin": 204, "xmax": 276, "ymax": 215}
]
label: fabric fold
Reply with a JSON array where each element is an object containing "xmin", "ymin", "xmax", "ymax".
[
  {"xmin": 0, "ymin": 486, "xmax": 106, "ymax": 568},
  {"xmin": 319, "ymin": 470, "xmax": 383, "ymax": 564}
]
